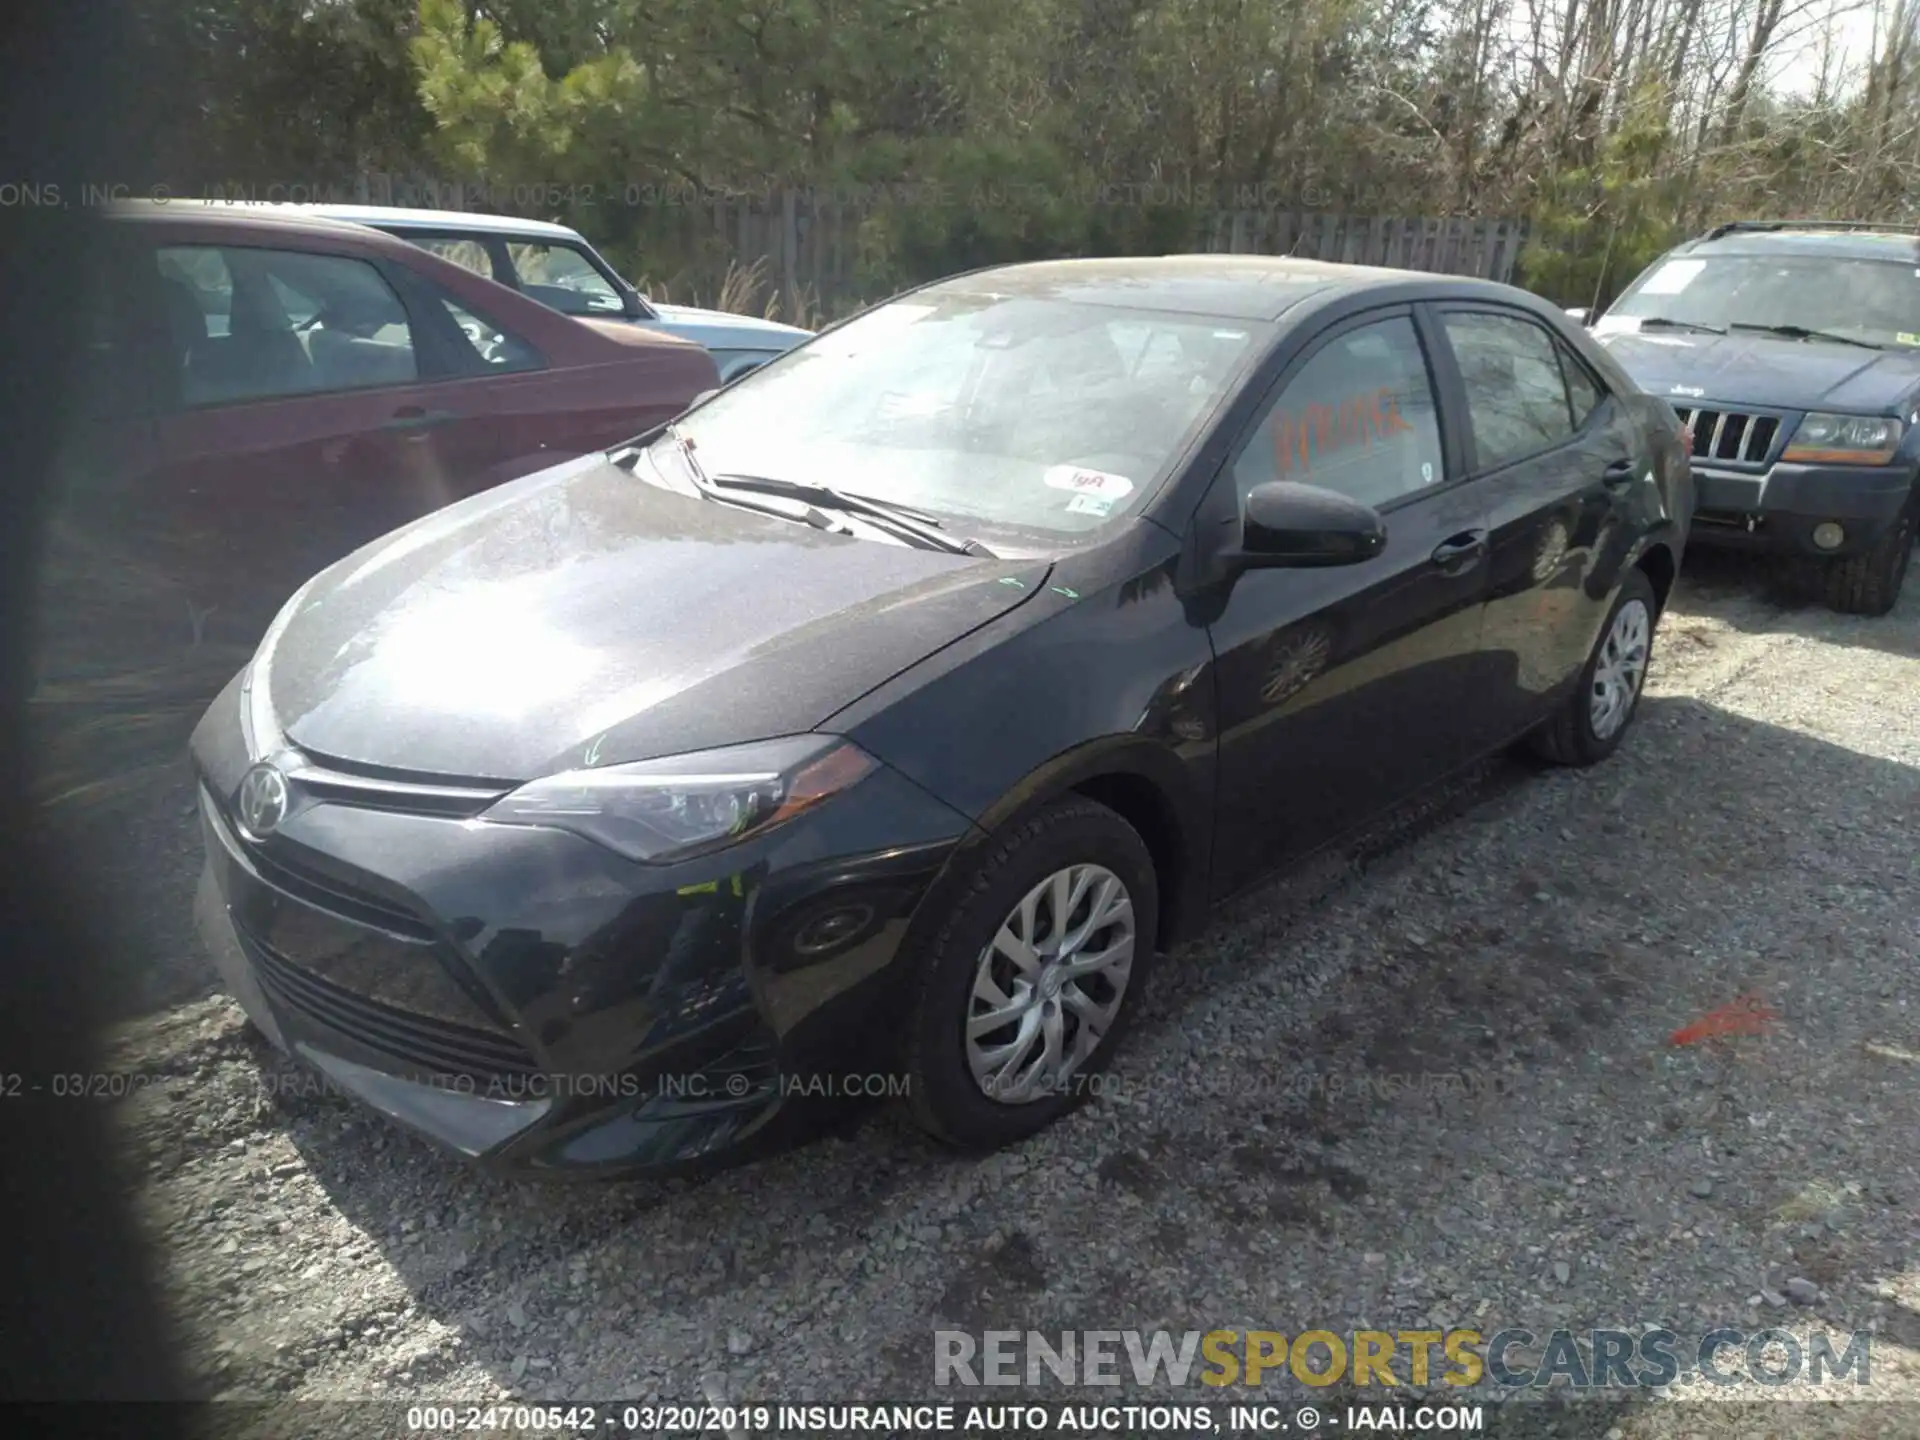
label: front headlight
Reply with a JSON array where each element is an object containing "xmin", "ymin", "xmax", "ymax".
[
  {"xmin": 479, "ymin": 735, "xmax": 878, "ymax": 863},
  {"xmin": 1783, "ymin": 412, "xmax": 1904, "ymax": 465}
]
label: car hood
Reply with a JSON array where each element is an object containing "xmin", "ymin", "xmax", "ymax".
[
  {"xmin": 1596, "ymin": 325, "xmax": 1920, "ymax": 413},
  {"xmin": 648, "ymin": 302, "xmax": 813, "ymax": 349},
  {"xmin": 259, "ymin": 454, "xmax": 1049, "ymax": 781}
]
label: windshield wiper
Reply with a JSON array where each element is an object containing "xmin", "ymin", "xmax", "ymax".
[
  {"xmin": 647, "ymin": 429, "xmax": 996, "ymax": 557},
  {"xmin": 636, "ymin": 429, "xmax": 851, "ymax": 536},
  {"xmin": 1633, "ymin": 316, "xmax": 1727, "ymax": 335},
  {"xmin": 706, "ymin": 472, "xmax": 996, "ymax": 557},
  {"xmin": 1727, "ymin": 322, "xmax": 1883, "ymax": 350}
]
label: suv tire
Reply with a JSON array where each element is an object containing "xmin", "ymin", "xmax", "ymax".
[{"xmin": 1824, "ymin": 500, "xmax": 1915, "ymax": 617}]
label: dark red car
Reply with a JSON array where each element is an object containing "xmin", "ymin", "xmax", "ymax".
[
  {"xmin": 52, "ymin": 201, "xmax": 720, "ymax": 662},
  {"xmin": 36, "ymin": 204, "xmax": 718, "ymax": 1018}
]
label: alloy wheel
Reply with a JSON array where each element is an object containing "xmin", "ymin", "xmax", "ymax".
[
  {"xmin": 1589, "ymin": 598, "xmax": 1651, "ymax": 741},
  {"xmin": 964, "ymin": 864, "xmax": 1136, "ymax": 1104}
]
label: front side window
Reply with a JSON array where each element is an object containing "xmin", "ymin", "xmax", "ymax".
[
  {"xmin": 156, "ymin": 244, "xmax": 418, "ymax": 406},
  {"xmin": 1231, "ymin": 315, "xmax": 1445, "ymax": 509},
  {"xmin": 659, "ymin": 294, "xmax": 1262, "ymax": 540},
  {"xmin": 505, "ymin": 241, "xmax": 628, "ymax": 316},
  {"xmin": 1441, "ymin": 311, "xmax": 1575, "ymax": 471},
  {"xmin": 1603, "ymin": 251, "xmax": 1920, "ymax": 350}
]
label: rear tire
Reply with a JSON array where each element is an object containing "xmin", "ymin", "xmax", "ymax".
[
  {"xmin": 904, "ymin": 797, "xmax": 1157, "ymax": 1151},
  {"xmin": 1527, "ymin": 567, "xmax": 1659, "ymax": 768},
  {"xmin": 1823, "ymin": 502, "xmax": 1914, "ymax": 617}
]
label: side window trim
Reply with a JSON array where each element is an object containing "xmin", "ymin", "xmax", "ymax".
[
  {"xmin": 1552, "ymin": 335, "xmax": 1610, "ymax": 435},
  {"xmin": 480, "ymin": 237, "xmax": 522, "ymax": 289},
  {"xmin": 1432, "ymin": 302, "xmax": 1584, "ymax": 478},
  {"xmin": 1217, "ymin": 301, "xmax": 1465, "ymax": 518}
]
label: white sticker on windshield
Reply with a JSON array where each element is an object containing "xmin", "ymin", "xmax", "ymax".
[
  {"xmin": 1044, "ymin": 465, "xmax": 1134, "ymax": 499},
  {"xmin": 1639, "ymin": 259, "xmax": 1706, "ymax": 295},
  {"xmin": 1066, "ymin": 493, "xmax": 1115, "ymax": 517}
]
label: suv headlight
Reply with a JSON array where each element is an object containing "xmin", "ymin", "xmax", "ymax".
[
  {"xmin": 1783, "ymin": 412, "xmax": 1904, "ymax": 465},
  {"xmin": 480, "ymin": 735, "xmax": 878, "ymax": 863}
]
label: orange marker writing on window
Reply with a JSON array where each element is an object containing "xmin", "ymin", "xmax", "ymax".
[{"xmin": 1272, "ymin": 386, "xmax": 1413, "ymax": 476}]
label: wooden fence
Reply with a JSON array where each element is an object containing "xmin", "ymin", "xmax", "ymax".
[
  {"xmin": 682, "ymin": 203, "xmax": 1529, "ymax": 310},
  {"xmin": 353, "ymin": 174, "xmax": 1530, "ymax": 313},
  {"xmin": 1203, "ymin": 212, "xmax": 1530, "ymax": 284}
]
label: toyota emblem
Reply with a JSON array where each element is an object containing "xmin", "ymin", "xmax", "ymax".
[{"xmin": 236, "ymin": 762, "xmax": 289, "ymax": 838}]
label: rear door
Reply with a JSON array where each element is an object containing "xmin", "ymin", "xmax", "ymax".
[
  {"xmin": 1201, "ymin": 307, "xmax": 1497, "ymax": 895},
  {"xmin": 1429, "ymin": 305, "xmax": 1647, "ymax": 742},
  {"xmin": 379, "ymin": 264, "xmax": 673, "ymax": 482}
]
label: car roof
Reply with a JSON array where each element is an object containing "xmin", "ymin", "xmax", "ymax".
[
  {"xmin": 1680, "ymin": 226, "xmax": 1920, "ymax": 263},
  {"xmin": 292, "ymin": 204, "xmax": 587, "ymax": 242},
  {"xmin": 101, "ymin": 198, "xmax": 402, "ymax": 240},
  {"xmin": 921, "ymin": 254, "xmax": 1516, "ymax": 321}
]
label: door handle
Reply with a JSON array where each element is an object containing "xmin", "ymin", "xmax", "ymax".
[
  {"xmin": 384, "ymin": 406, "xmax": 461, "ymax": 431},
  {"xmin": 1602, "ymin": 458, "xmax": 1638, "ymax": 488},
  {"xmin": 1430, "ymin": 529, "xmax": 1489, "ymax": 574}
]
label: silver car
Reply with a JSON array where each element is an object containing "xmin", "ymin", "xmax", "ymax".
[{"xmin": 299, "ymin": 204, "xmax": 811, "ymax": 382}]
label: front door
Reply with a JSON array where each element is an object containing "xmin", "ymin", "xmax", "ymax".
[{"xmin": 1199, "ymin": 309, "xmax": 1497, "ymax": 897}]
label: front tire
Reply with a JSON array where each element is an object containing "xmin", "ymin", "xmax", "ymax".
[
  {"xmin": 1824, "ymin": 501, "xmax": 1914, "ymax": 617},
  {"xmin": 1527, "ymin": 567, "xmax": 1659, "ymax": 767},
  {"xmin": 904, "ymin": 797, "xmax": 1157, "ymax": 1151}
]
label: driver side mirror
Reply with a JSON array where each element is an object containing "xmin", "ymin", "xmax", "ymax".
[
  {"xmin": 1565, "ymin": 307, "xmax": 1591, "ymax": 326},
  {"xmin": 1237, "ymin": 481, "xmax": 1386, "ymax": 569}
]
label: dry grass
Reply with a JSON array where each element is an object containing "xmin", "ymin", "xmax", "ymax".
[{"xmin": 643, "ymin": 255, "xmax": 826, "ymax": 330}]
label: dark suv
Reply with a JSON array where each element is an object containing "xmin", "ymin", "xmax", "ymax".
[{"xmin": 1579, "ymin": 221, "xmax": 1920, "ymax": 614}]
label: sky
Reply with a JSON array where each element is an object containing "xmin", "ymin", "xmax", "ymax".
[{"xmin": 1766, "ymin": 0, "xmax": 1889, "ymax": 97}]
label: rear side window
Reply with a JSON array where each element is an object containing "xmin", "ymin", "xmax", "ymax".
[
  {"xmin": 156, "ymin": 245, "xmax": 418, "ymax": 406},
  {"xmin": 435, "ymin": 293, "xmax": 546, "ymax": 374},
  {"xmin": 1441, "ymin": 311, "xmax": 1575, "ymax": 470}
]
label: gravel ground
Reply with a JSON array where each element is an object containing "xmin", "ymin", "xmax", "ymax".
[{"xmin": 84, "ymin": 550, "xmax": 1920, "ymax": 1436}]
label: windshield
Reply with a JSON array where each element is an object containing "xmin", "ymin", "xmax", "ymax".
[
  {"xmin": 1606, "ymin": 253, "xmax": 1920, "ymax": 349},
  {"xmin": 658, "ymin": 292, "xmax": 1263, "ymax": 540}
]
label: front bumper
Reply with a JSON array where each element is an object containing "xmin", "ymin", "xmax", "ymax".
[
  {"xmin": 192, "ymin": 736, "xmax": 974, "ymax": 1177},
  {"xmin": 1689, "ymin": 460, "xmax": 1915, "ymax": 558}
]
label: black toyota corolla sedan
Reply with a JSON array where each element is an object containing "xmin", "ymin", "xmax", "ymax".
[{"xmin": 191, "ymin": 255, "xmax": 1692, "ymax": 1176}]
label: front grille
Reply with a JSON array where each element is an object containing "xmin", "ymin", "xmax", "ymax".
[
  {"xmin": 248, "ymin": 931, "xmax": 543, "ymax": 1084},
  {"xmin": 1673, "ymin": 406, "xmax": 1782, "ymax": 466},
  {"xmin": 247, "ymin": 842, "xmax": 436, "ymax": 941},
  {"xmin": 287, "ymin": 751, "xmax": 510, "ymax": 820},
  {"xmin": 203, "ymin": 783, "xmax": 434, "ymax": 940}
]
